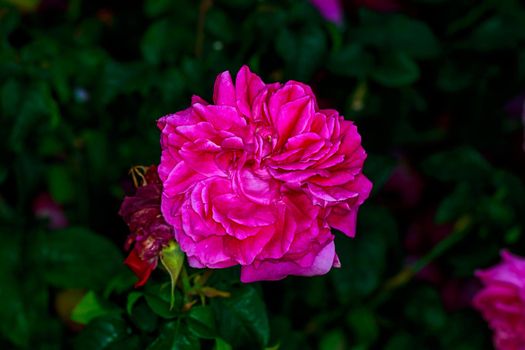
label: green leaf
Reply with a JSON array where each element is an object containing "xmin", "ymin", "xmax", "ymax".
[
  {"xmin": 145, "ymin": 0, "xmax": 172, "ymax": 17},
  {"xmin": 328, "ymin": 43, "xmax": 374, "ymax": 78},
  {"xmin": 384, "ymin": 332, "xmax": 420, "ymax": 350},
  {"xmin": 276, "ymin": 26, "xmax": 327, "ymax": 81},
  {"xmin": 294, "ymin": 26, "xmax": 327, "ymax": 81},
  {"xmin": 106, "ymin": 335, "xmax": 142, "ymax": 350},
  {"xmin": 331, "ymin": 206, "xmax": 394, "ymax": 301},
  {"xmin": 206, "ymin": 9, "xmax": 235, "ymax": 43},
  {"xmin": 436, "ymin": 183, "xmax": 473, "ymax": 223},
  {"xmin": 363, "ymin": 154, "xmax": 396, "ymax": 194},
  {"xmin": 422, "ymin": 147, "xmax": 492, "ymax": 183},
  {"xmin": 83, "ymin": 130, "xmax": 109, "ymax": 181},
  {"xmin": 161, "ymin": 68, "xmax": 186, "ymax": 104},
  {"xmin": 144, "ymin": 282, "xmax": 182, "ymax": 319},
  {"xmin": 38, "ymin": 133, "xmax": 65, "ymax": 157},
  {"xmin": 46, "ymin": 164, "xmax": 76, "ymax": 204},
  {"xmin": 505, "ymin": 226, "xmax": 522, "ymax": 244},
  {"xmin": 275, "ymin": 28, "xmax": 296, "ymax": 60},
  {"xmin": 372, "ymin": 51, "xmax": 420, "ymax": 87},
  {"xmin": 0, "ymin": 274, "xmax": 56, "ymax": 348},
  {"xmin": 171, "ymin": 327, "xmax": 201, "ymax": 350},
  {"xmin": 103, "ymin": 266, "xmax": 137, "ymax": 298},
  {"xmin": 147, "ymin": 322, "xmax": 200, "ymax": 350},
  {"xmin": 0, "ymin": 195, "xmax": 14, "ymax": 223},
  {"xmin": 347, "ymin": 307, "xmax": 378, "ymax": 346},
  {"xmin": 268, "ymin": 316, "xmax": 307, "ymax": 350},
  {"xmin": 478, "ymin": 195, "xmax": 513, "ymax": 227},
  {"xmin": 187, "ymin": 306, "xmax": 216, "ymax": 339},
  {"xmin": 35, "ymin": 227, "xmax": 123, "ymax": 289},
  {"xmin": 129, "ymin": 300, "xmax": 159, "ymax": 334},
  {"xmin": 50, "ymin": 59, "xmax": 71, "ymax": 103},
  {"xmin": 404, "ymin": 287, "xmax": 446, "ymax": 332},
  {"xmin": 1, "ymin": 78, "xmax": 22, "ymax": 117},
  {"xmin": 0, "ymin": 7, "xmax": 20, "ymax": 41},
  {"xmin": 463, "ymin": 15, "xmax": 525, "ymax": 51},
  {"xmin": 141, "ymin": 20, "xmax": 170, "ymax": 65},
  {"xmin": 319, "ymin": 329, "xmax": 345, "ymax": 350},
  {"xmin": 0, "ymin": 235, "xmax": 29, "ymax": 347},
  {"xmin": 211, "ymin": 285, "xmax": 269, "ymax": 348},
  {"xmin": 9, "ymin": 83, "xmax": 60, "ymax": 152},
  {"xmin": 126, "ymin": 292, "xmax": 143, "ymax": 315},
  {"xmin": 493, "ymin": 170, "xmax": 525, "ymax": 219},
  {"xmin": 97, "ymin": 61, "xmax": 146, "ymax": 104},
  {"xmin": 141, "ymin": 20, "xmax": 187, "ymax": 65},
  {"xmin": 214, "ymin": 338, "xmax": 233, "ymax": 350},
  {"xmin": 74, "ymin": 316, "xmax": 129, "ymax": 350},
  {"xmin": 71, "ymin": 291, "xmax": 119, "ymax": 325},
  {"xmin": 386, "ymin": 16, "xmax": 440, "ymax": 59},
  {"xmin": 356, "ymin": 11, "xmax": 440, "ymax": 58}
]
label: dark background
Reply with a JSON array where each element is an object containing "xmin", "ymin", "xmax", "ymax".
[{"xmin": 1, "ymin": 0, "xmax": 525, "ymax": 348}]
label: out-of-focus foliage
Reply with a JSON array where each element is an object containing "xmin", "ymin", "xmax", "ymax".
[{"xmin": 1, "ymin": 0, "xmax": 524, "ymax": 348}]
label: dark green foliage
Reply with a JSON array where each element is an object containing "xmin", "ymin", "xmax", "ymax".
[
  {"xmin": 1, "ymin": 0, "xmax": 524, "ymax": 348},
  {"xmin": 35, "ymin": 227, "xmax": 124, "ymax": 289},
  {"xmin": 211, "ymin": 285, "xmax": 270, "ymax": 348}
]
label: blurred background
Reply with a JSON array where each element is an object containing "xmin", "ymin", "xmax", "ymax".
[{"xmin": 1, "ymin": 0, "xmax": 525, "ymax": 348}]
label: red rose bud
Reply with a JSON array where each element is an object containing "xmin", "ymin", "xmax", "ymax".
[{"xmin": 119, "ymin": 165, "xmax": 175, "ymax": 287}]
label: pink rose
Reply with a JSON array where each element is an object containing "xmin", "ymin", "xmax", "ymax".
[
  {"xmin": 309, "ymin": 0, "xmax": 400, "ymax": 24},
  {"xmin": 310, "ymin": 0, "xmax": 344, "ymax": 24},
  {"xmin": 473, "ymin": 250, "xmax": 525, "ymax": 350},
  {"xmin": 158, "ymin": 66, "xmax": 372, "ymax": 282}
]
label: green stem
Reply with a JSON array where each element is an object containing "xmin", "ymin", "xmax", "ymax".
[
  {"xmin": 181, "ymin": 266, "xmax": 192, "ymax": 303},
  {"xmin": 412, "ymin": 215, "xmax": 471, "ymax": 273},
  {"xmin": 195, "ymin": 0, "xmax": 213, "ymax": 58},
  {"xmin": 369, "ymin": 215, "xmax": 472, "ymax": 308}
]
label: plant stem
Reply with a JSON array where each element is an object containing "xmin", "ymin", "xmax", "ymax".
[
  {"xmin": 369, "ymin": 215, "xmax": 472, "ymax": 308},
  {"xmin": 195, "ymin": 0, "xmax": 213, "ymax": 58}
]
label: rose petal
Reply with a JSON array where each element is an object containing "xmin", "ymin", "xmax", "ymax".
[
  {"xmin": 213, "ymin": 70, "xmax": 236, "ymax": 106},
  {"xmin": 240, "ymin": 241, "xmax": 337, "ymax": 282},
  {"xmin": 235, "ymin": 65, "xmax": 266, "ymax": 119}
]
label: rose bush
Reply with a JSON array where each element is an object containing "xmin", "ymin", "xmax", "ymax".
[
  {"xmin": 474, "ymin": 250, "xmax": 525, "ymax": 350},
  {"xmin": 158, "ymin": 66, "xmax": 372, "ymax": 282}
]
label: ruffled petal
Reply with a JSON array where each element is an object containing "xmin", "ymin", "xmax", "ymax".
[
  {"xmin": 235, "ymin": 65, "xmax": 266, "ymax": 119},
  {"xmin": 213, "ymin": 70, "xmax": 236, "ymax": 106},
  {"xmin": 240, "ymin": 241, "xmax": 336, "ymax": 282}
]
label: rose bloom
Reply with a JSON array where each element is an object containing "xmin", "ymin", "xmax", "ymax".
[
  {"xmin": 473, "ymin": 250, "xmax": 525, "ymax": 350},
  {"xmin": 309, "ymin": 0, "xmax": 400, "ymax": 24},
  {"xmin": 119, "ymin": 166, "xmax": 174, "ymax": 286},
  {"xmin": 158, "ymin": 66, "xmax": 371, "ymax": 282}
]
